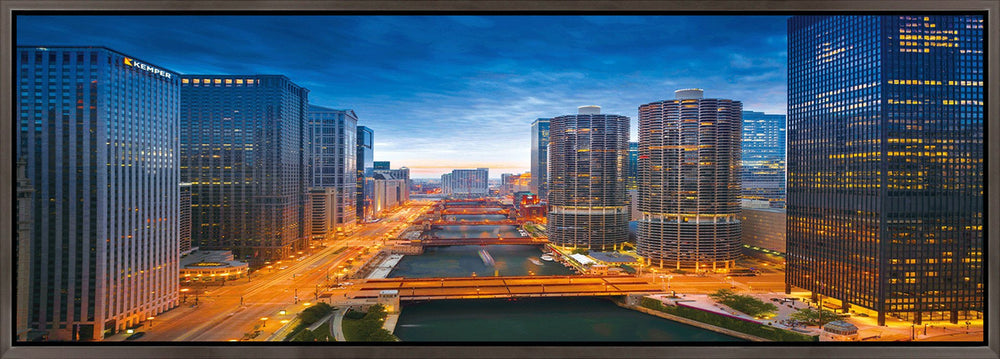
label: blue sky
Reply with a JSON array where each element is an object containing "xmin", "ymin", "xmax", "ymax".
[{"xmin": 17, "ymin": 15, "xmax": 788, "ymax": 178}]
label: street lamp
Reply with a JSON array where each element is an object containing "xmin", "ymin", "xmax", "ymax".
[
  {"xmin": 260, "ymin": 317, "xmax": 268, "ymax": 328},
  {"xmin": 146, "ymin": 316, "xmax": 155, "ymax": 328}
]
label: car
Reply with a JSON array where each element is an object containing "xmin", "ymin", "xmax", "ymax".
[{"xmin": 125, "ymin": 332, "xmax": 145, "ymax": 341}]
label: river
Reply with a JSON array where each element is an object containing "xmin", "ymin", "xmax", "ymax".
[{"xmin": 394, "ymin": 297, "xmax": 745, "ymax": 342}]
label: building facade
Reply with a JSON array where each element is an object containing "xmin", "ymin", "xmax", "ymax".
[
  {"xmin": 547, "ymin": 106, "xmax": 630, "ymax": 249},
  {"xmin": 307, "ymin": 105, "xmax": 358, "ymax": 230},
  {"xmin": 739, "ymin": 207, "xmax": 786, "ymax": 262},
  {"xmin": 637, "ymin": 89, "xmax": 743, "ymax": 270},
  {"xmin": 787, "ymin": 15, "xmax": 984, "ymax": 325},
  {"xmin": 16, "ymin": 160, "xmax": 34, "ymax": 341},
  {"xmin": 741, "ymin": 110, "xmax": 786, "ymax": 208},
  {"xmin": 306, "ymin": 187, "xmax": 338, "ymax": 241},
  {"xmin": 181, "ymin": 74, "xmax": 309, "ymax": 265},
  {"xmin": 628, "ymin": 142, "xmax": 639, "ymax": 190},
  {"xmin": 441, "ymin": 168, "xmax": 490, "ymax": 197},
  {"xmin": 16, "ymin": 47, "xmax": 180, "ymax": 340},
  {"xmin": 179, "ymin": 182, "xmax": 193, "ymax": 255},
  {"xmin": 356, "ymin": 126, "xmax": 375, "ymax": 222},
  {"xmin": 530, "ymin": 118, "xmax": 551, "ymax": 200}
]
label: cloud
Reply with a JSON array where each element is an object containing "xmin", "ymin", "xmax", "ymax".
[{"xmin": 17, "ymin": 15, "xmax": 790, "ymax": 178}]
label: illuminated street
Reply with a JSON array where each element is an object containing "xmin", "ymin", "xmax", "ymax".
[{"xmin": 128, "ymin": 201, "xmax": 434, "ymax": 342}]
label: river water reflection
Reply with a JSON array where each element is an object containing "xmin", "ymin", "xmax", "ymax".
[{"xmin": 394, "ymin": 297, "xmax": 745, "ymax": 342}]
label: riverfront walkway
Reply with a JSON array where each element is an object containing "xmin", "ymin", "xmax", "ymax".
[{"xmin": 349, "ymin": 275, "xmax": 663, "ymax": 300}]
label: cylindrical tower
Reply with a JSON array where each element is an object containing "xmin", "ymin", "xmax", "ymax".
[
  {"xmin": 637, "ymin": 89, "xmax": 742, "ymax": 270},
  {"xmin": 547, "ymin": 106, "xmax": 630, "ymax": 249}
]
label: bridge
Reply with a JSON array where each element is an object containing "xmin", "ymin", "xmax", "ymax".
[
  {"xmin": 347, "ymin": 275, "xmax": 663, "ymax": 300},
  {"xmin": 430, "ymin": 220, "xmax": 520, "ymax": 226},
  {"xmin": 412, "ymin": 237, "xmax": 548, "ymax": 246}
]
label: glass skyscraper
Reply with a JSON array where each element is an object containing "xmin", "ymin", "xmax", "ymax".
[
  {"xmin": 441, "ymin": 168, "xmax": 490, "ymax": 197},
  {"xmin": 741, "ymin": 110, "xmax": 786, "ymax": 208},
  {"xmin": 356, "ymin": 126, "xmax": 375, "ymax": 222},
  {"xmin": 547, "ymin": 106, "xmax": 630, "ymax": 249},
  {"xmin": 180, "ymin": 74, "xmax": 310, "ymax": 265},
  {"xmin": 787, "ymin": 15, "xmax": 984, "ymax": 325},
  {"xmin": 637, "ymin": 90, "xmax": 743, "ymax": 270},
  {"xmin": 530, "ymin": 118, "xmax": 550, "ymax": 200},
  {"xmin": 307, "ymin": 105, "xmax": 358, "ymax": 230},
  {"xmin": 17, "ymin": 46, "xmax": 180, "ymax": 340}
]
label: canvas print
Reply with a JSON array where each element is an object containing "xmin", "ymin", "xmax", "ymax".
[{"xmin": 13, "ymin": 14, "xmax": 984, "ymax": 344}]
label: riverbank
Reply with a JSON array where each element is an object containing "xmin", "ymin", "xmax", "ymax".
[{"xmin": 615, "ymin": 300, "xmax": 768, "ymax": 342}]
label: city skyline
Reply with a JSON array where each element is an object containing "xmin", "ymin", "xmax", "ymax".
[{"xmin": 17, "ymin": 15, "xmax": 789, "ymax": 178}]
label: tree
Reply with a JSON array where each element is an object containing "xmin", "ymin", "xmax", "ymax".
[
  {"xmin": 790, "ymin": 307, "xmax": 839, "ymax": 326},
  {"xmin": 710, "ymin": 289, "xmax": 777, "ymax": 318}
]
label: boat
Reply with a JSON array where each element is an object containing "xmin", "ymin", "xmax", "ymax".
[
  {"xmin": 478, "ymin": 248, "xmax": 495, "ymax": 266},
  {"xmin": 528, "ymin": 257, "xmax": 543, "ymax": 266},
  {"xmin": 540, "ymin": 254, "xmax": 554, "ymax": 262}
]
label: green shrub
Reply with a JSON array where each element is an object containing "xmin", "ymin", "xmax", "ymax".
[{"xmin": 709, "ymin": 289, "xmax": 778, "ymax": 318}]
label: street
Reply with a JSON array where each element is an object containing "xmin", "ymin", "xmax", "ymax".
[{"xmin": 131, "ymin": 201, "xmax": 433, "ymax": 342}]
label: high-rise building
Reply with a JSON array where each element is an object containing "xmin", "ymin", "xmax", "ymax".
[
  {"xmin": 307, "ymin": 105, "xmax": 358, "ymax": 230},
  {"xmin": 741, "ymin": 110, "xmax": 786, "ymax": 208},
  {"xmin": 787, "ymin": 15, "xmax": 984, "ymax": 325},
  {"xmin": 374, "ymin": 161, "xmax": 390, "ymax": 170},
  {"xmin": 181, "ymin": 74, "xmax": 309, "ymax": 265},
  {"xmin": 356, "ymin": 126, "xmax": 375, "ymax": 222},
  {"xmin": 441, "ymin": 168, "xmax": 490, "ymax": 197},
  {"xmin": 628, "ymin": 142, "xmax": 639, "ymax": 190},
  {"xmin": 17, "ymin": 46, "xmax": 180, "ymax": 340},
  {"xmin": 179, "ymin": 183, "xmax": 193, "ymax": 255},
  {"xmin": 306, "ymin": 187, "xmax": 338, "ymax": 241},
  {"xmin": 637, "ymin": 89, "xmax": 742, "ymax": 270},
  {"xmin": 739, "ymin": 207, "xmax": 786, "ymax": 262},
  {"xmin": 547, "ymin": 106, "xmax": 630, "ymax": 249},
  {"xmin": 530, "ymin": 118, "xmax": 551, "ymax": 200}
]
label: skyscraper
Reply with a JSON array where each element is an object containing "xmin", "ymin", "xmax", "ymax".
[
  {"xmin": 16, "ymin": 160, "xmax": 34, "ymax": 341},
  {"xmin": 741, "ymin": 110, "xmax": 786, "ymax": 208},
  {"xmin": 17, "ymin": 46, "xmax": 180, "ymax": 340},
  {"xmin": 787, "ymin": 15, "xmax": 984, "ymax": 325},
  {"xmin": 547, "ymin": 106, "xmax": 630, "ymax": 249},
  {"xmin": 374, "ymin": 161, "xmax": 390, "ymax": 170},
  {"xmin": 637, "ymin": 89, "xmax": 743, "ymax": 270},
  {"xmin": 356, "ymin": 126, "xmax": 375, "ymax": 222},
  {"xmin": 530, "ymin": 118, "xmax": 551, "ymax": 200},
  {"xmin": 307, "ymin": 105, "xmax": 358, "ymax": 230},
  {"xmin": 181, "ymin": 74, "xmax": 309, "ymax": 265}
]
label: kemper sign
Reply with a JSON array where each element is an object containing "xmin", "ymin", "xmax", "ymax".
[{"xmin": 124, "ymin": 57, "xmax": 172, "ymax": 79}]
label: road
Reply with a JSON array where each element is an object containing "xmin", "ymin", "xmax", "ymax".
[{"xmin": 135, "ymin": 201, "xmax": 434, "ymax": 342}]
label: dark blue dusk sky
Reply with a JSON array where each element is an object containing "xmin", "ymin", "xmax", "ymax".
[{"xmin": 17, "ymin": 15, "xmax": 789, "ymax": 178}]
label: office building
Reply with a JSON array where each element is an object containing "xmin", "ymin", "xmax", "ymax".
[
  {"xmin": 530, "ymin": 118, "xmax": 551, "ymax": 200},
  {"xmin": 374, "ymin": 161, "xmax": 390, "ymax": 170},
  {"xmin": 373, "ymin": 173, "xmax": 408, "ymax": 214},
  {"xmin": 16, "ymin": 46, "xmax": 180, "ymax": 340},
  {"xmin": 637, "ymin": 89, "xmax": 743, "ymax": 270},
  {"xmin": 739, "ymin": 206, "xmax": 786, "ymax": 262},
  {"xmin": 441, "ymin": 168, "xmax": 490, "ymax": 197},
  {"xmin": 741, "ymin": 110, "xmax": 786, "ymax": 208},
  {"xmin": 787, "ymin": 15, "xmax": 984, "ymax": 325},
  {"xmin": 181, "ymin": 74, "xmax": 309, "ymax": 265},
  {"xmin": 307, "ymin": 105, "xmax": 358, "ymax": 230},
  {"xmin": 356, "ymin": 126, "xmax": 375, "ymax": 222},
  {"xmin": 547, "ymin": 106, "xmax": 630, "ymax": 249},
  {"xmin": 306, "ymin": 187, "xmax": 338, "ymax": 241}
]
